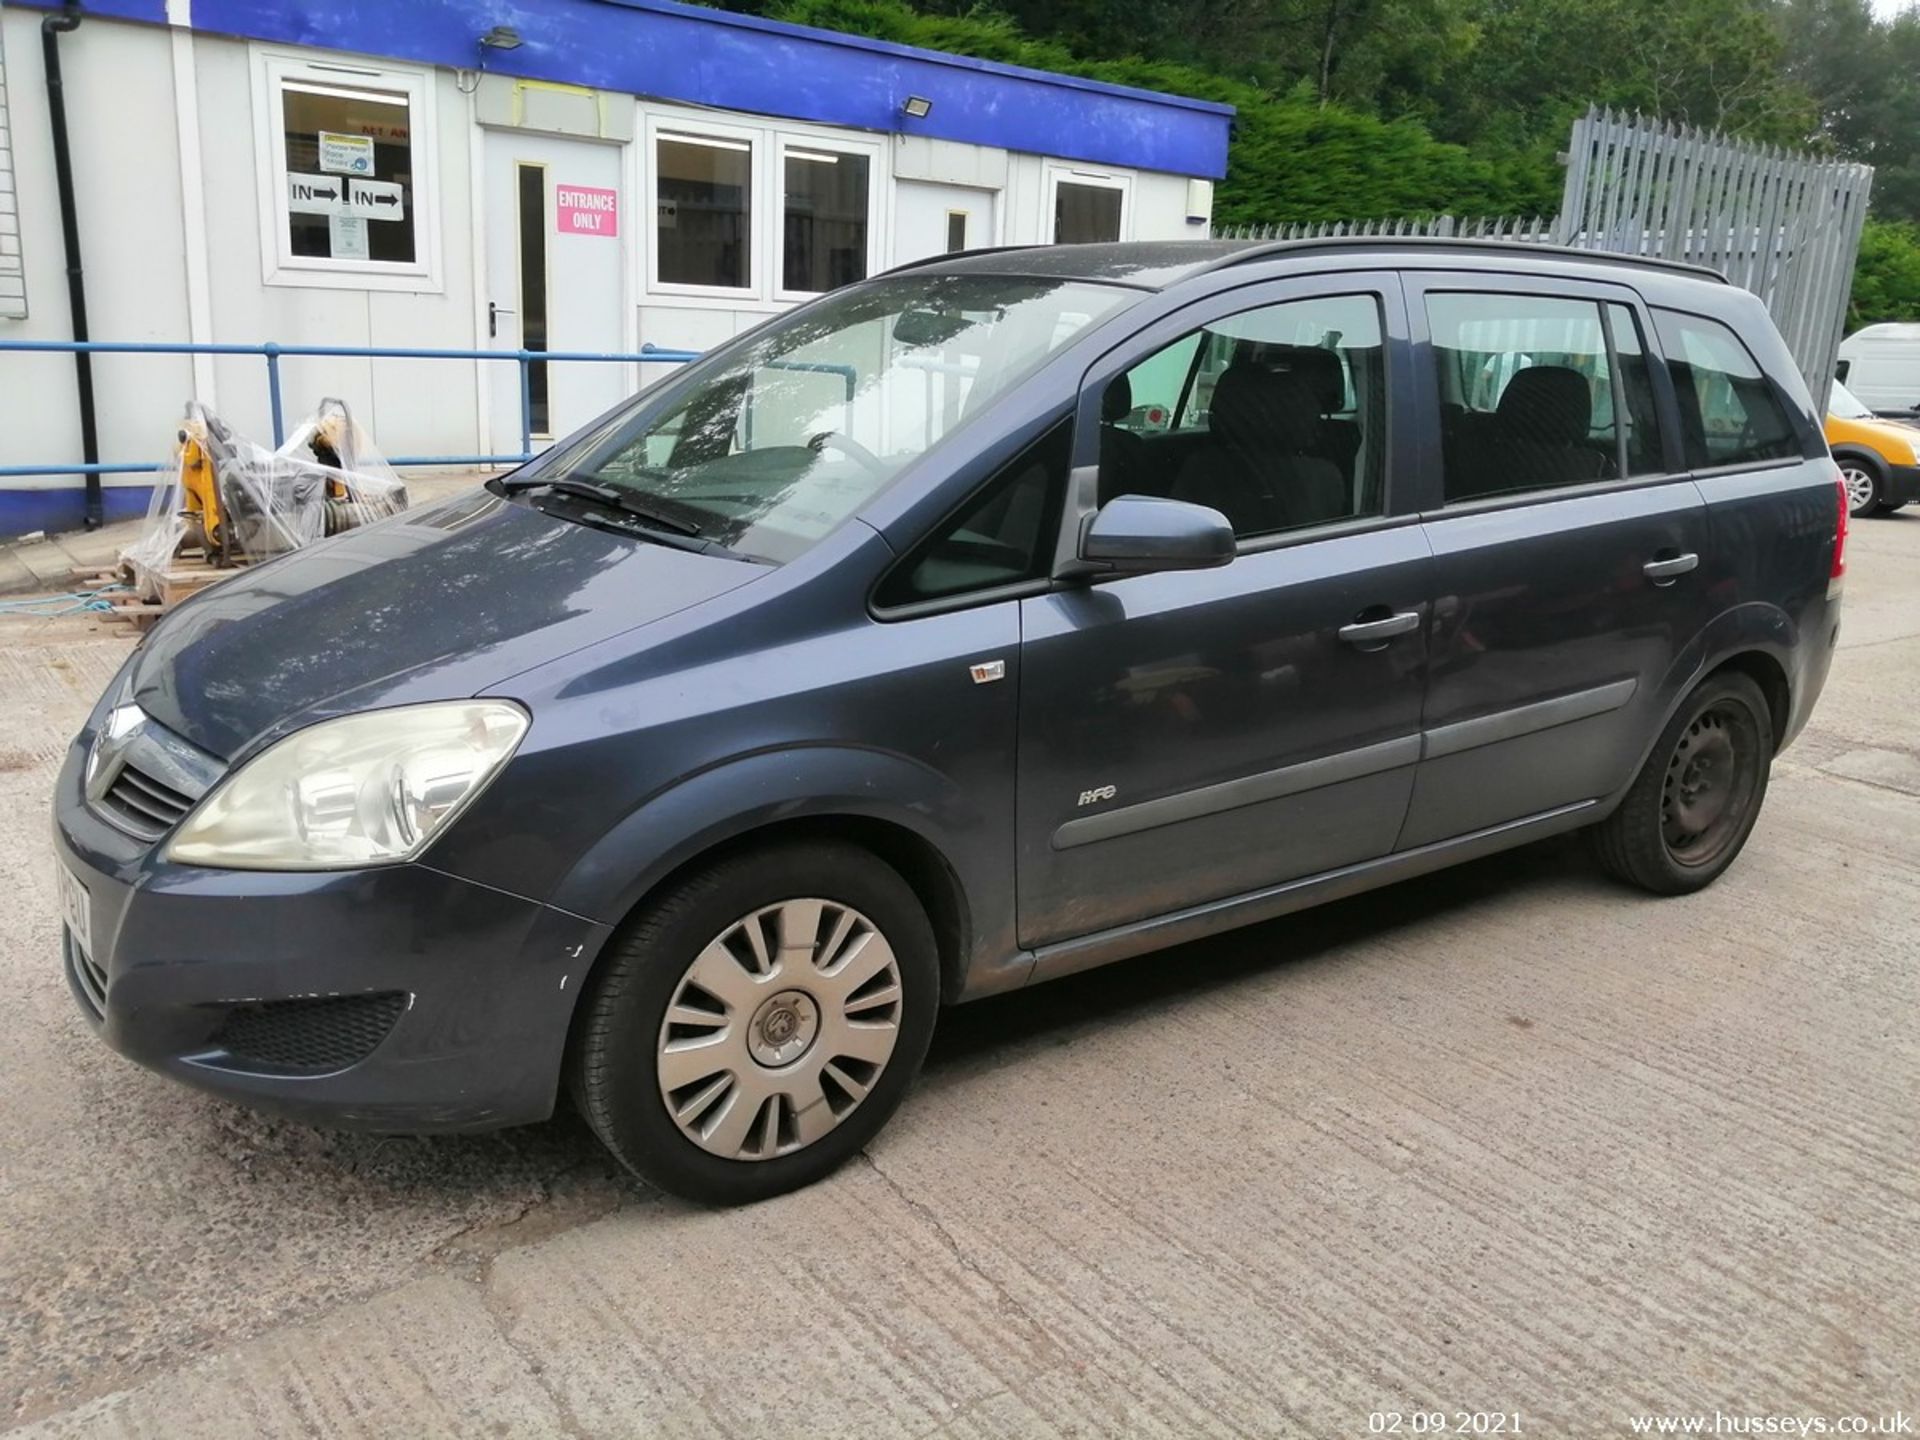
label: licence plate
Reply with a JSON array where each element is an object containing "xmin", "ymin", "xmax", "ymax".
[{"xmin": 57, "ymin": 860, "xmax": 93, "ymax": 957}]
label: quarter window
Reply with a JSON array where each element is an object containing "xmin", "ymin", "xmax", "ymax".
[
  {"xmin": 1428, "ymin": 292, "xmax": 1623, "ymax": 503},
  {"xmin": 1099, "ymin": 294, "xmax": 1386, "ymax": 538},
  {"xmin": 780, "ymin": 146, "xmax": 870, "ymax": 294},
  {"xmin": 656, "ymin": 132, "xmax": 752, "ymax": 289},
  {"xmin": 1653, "ymin": 310, "xmax": 1803, "ymax": 470},
  {"xmin": 875, "ymin": 422, "xmax": 1071, "ymax": 609}
]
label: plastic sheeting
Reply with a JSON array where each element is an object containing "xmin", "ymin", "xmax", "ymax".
[{"xmin": 123, "ymin": 399, "xmax": 408, "ymax": 591}]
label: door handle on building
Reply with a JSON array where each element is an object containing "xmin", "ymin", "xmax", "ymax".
[
  {"xmin": 1337, "ymin": 610, "xmax": 1421, "ymax": 648},
  {"xmin": 1642, "ymin": 552, "xmax": 1699, "ymax": 585},
  {"xmin": 488, "ymin": 301, "xmax": 516, "ymax": 339}
]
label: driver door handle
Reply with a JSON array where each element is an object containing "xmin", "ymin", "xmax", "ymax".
[
  {"xmin": 1643, "ymin": 551, "xmax": 1700, "ymax": 584},
  {"xmin": 1338, "ymin": 610, "xmax": 1422, "ymax": 647}
]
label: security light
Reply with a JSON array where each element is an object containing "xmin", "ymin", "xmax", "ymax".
[
  {"xmin": 900, "ymin": 95, "xmax": 933, "ymax": 119},
  {"xmin": 479, "ymin": 25, "xmax": 523, "ymax": 50}
]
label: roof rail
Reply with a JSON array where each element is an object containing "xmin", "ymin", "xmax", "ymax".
[
  {"xmin": 1200, "ymin": 234, "xmax": 1731, "ymax": 285},
  {"xmin": 878, "ymin": 244, "xmax": 1043, "ymax": 277}
]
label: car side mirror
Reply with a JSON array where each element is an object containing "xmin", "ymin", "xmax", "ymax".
[{"xmin": 1077, "ymin": 495, "xmax": 1236, "ymax": 577}]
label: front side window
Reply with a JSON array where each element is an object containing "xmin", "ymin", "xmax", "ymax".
[
  {"xmin": 782, "ymin": 147, "xmax": 869, "ymax": 294},
  {"xmin": 1100, "ymin": 294, "xmax": 1386, "ymax": 538},
  {"xmin": 1429, "ymin": 292, "xmax": 1622, "ymax": 502},
  {"xmin": 1654, "ymin": 310, "xmax": 1803, "ymax": 470},
  {"xmin": 277, "ymin": 73, "xmax": 418, "ymax": 267},
  {"xmin": 657, "ymin": 132, "xmax": 752, "ymax": 289},
  {"xmin": 1830, "ymin": 378, "xmax": 1873, "ymax": 419},
  {"xmin": 534, "ymin": 275, "xmax": 1132, "ymax": 564}
]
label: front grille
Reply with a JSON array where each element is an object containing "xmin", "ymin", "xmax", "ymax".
[
  {"xmin": 211, "ymin": 992, "xmax": 409, "ymax": 1074},
  {"xmin": 66, "ymin": 930, "xmax": 107, "ymax": 1017},
  {"xmin": 97, "ymin": 762, "xmax": 195, "ymax": 841}
]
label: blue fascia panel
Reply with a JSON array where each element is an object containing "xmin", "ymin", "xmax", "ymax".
[{"xmin": 23, "ymin": 0, "xmax": 1231, "ymax": 178}]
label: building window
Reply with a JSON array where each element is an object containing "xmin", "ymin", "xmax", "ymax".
[
  {"xmin": 0, "ymin": 27, "xmax": 26, "ymax": 320},
  {"xmin": 781, "ymin": 146, "xmax": 870, "ymax": 294},
  {"xmin": 255, "ymin": 53, "xmax": 436, "ymax": 290},
  {"xmin": 656, "ymin": 130, "xmax": 753, "ymax": 290},
  {"xmin": 946, "ymin": 211, "xmax": 968, "ymax": 253},
  {"xmin": 1052, "ymin": 173, "xmax": 1127, "ymax": 244}
]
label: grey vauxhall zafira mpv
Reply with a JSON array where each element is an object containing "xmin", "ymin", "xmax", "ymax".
[{"xmin": 53, "ymin": 239, "xmax": 1846, "ymax": 1203}]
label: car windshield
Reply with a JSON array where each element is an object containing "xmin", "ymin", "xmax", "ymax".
[
  {"xmin": 527, "ymin": 274, "xmax": 1133, "ymax": 563},
  {"xmin": 1830, "ymin": 378, "xmax": 1872, "ymax": 418}
]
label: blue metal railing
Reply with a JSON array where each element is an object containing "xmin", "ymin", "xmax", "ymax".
[{"xmin": 0, "ymin": 338, "xmax": 704, "ymax": 481}]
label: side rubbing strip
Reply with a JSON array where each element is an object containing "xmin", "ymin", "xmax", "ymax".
[
  {"xmin": 1422, "ymin": 678, "xmax": 1638, "ymax": 760},
  {"xmin": 1052, "ymin": 734, "xmax": 1422, "ymax": 851}
]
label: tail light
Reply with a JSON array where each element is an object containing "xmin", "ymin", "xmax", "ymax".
[{"xmin": 1831, "ymin": 470, "xmax": 1850, "ymax": 594}]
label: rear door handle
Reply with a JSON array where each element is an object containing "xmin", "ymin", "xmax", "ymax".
[
  {"xmin": 1338, "ymin": 610, "xmax": 1421, "ymax": 647},
  {"xmin": 1643, "ymin": 552, "xmax": 1700, "ymax": 584}
]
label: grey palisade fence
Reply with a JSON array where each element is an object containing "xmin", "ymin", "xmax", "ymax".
[{"xmin": 1218, "ymin": 106, "xmax": 1874, "ymax": 395}]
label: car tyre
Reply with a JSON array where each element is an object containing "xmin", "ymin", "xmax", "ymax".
[
  {"xmin": 1837, "ymin": 455, "xmax": 1887, "ymax": 517},
  {"xmin": 1591, "ymin": 671, "xmax": 1774, "ymax": 896},
  {"xmin": 570, "ymin": 840, "xmax": 939, "ymax": 1205}
]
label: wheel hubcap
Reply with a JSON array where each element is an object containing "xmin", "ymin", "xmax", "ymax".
[
  {"xmin": 656, "ymin": 898, "xmax": 903, "ymax": 1162},
  {"xmin": 1660, "ymin": 704, "xmax": 1760, "ymax": 867},
  {"xmin": 1842, "ymin": 465, "xmax": 1876, "ymax": 511}
]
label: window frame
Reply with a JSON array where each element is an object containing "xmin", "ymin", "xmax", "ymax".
[
  {"xmin": 1403, "ymin": 270, "xmax": 1690, "ymax": 515},
  {"xmin": 1649, "ymin": 304, "xmax": 1821, "ymax": 477},
  {"xmin": 645, "ymin": 114, "xmax": 765, "ymax": 300},
  {"xmin": 1060, "ymin": 271, "xmax": 1415, "ymax": 573},
  {"xmin": 1046, "ymin": 165, "xmax": 1132, "ymax": 245},
  {"xmin": 251, "ymin": 48, "xmax": 440, "ymax": 292},
  {"xmin": 772, "ymin": 132, "xmax": 882, "ymax": 303}
]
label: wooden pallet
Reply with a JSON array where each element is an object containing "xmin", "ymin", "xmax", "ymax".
[{"xmin": 76, "ymin": 549, "xmax": 250, "ymax": 629}]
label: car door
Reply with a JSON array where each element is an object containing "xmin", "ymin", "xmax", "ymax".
[
  {"xmin": 1398, "ymin": 272, "xmax": 1717, "ymax": 848},
  {"xmin": 1015, "ymin": 275, "xmax": 1433, "ymax": 950}
]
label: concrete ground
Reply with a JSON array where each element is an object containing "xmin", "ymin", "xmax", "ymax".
[
  {"xmin": 1, "ymin": 515, "xmax": 1916, "ymax": 1439},
  {"xmin": 0, "ymin": 472, "xmax": 487, "ymax": 598}
]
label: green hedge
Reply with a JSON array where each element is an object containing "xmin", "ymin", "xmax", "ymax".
[
  {"xmin": 1849, "ymin": 220, "xmax": 1920, "ymax": 332},
  {"xmin": 768, "ymin": 0, "xmax": 1561, "ymax": 225}
]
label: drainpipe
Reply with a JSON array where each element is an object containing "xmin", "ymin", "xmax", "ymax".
[{"xmin": 42, "ymin": 3, "xmax": 102, "ymax": 530}]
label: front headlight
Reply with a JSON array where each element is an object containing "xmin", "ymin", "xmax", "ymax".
[{"xmin": 166, "ymin": 701, "xmax": 529, "ymax": 870}]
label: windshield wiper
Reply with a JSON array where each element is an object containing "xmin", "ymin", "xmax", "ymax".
[{"xmin": 497, "ymin": 475, "xmax": 702, "ymax": 535}]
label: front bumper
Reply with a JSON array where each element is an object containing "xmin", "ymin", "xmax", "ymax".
[
  {"xmin": 52, "ymin": 734, "xmax": 610, "ymax": 1133},
  {"xmin": 1884, "ymin": 461, "xmax": 1920, "ymax": 505}
]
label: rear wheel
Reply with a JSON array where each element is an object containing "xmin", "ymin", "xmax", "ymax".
[
  {"xmin": 1838, "ymin": 456, "xmax": 1887, "ymax": 517},
  {"xmin": 570, "ymin": 841, "xmax": 939, "ymax": 1205},
  {"xmin": 1591, "ymin": 671, "xmax": 1773, "ymax": 895}
]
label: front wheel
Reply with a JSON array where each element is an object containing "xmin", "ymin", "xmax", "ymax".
[
  {"xmin": 1591, "ymin": 671, "xmax": 1774, "ymax": 895},
  {"xmin": 570, "ymin": 841, "xmax": 940, "ymax": 1205},
  {"xmin": 1838, "ymin": 457, "xmax": 1887, "ymax": 517}
]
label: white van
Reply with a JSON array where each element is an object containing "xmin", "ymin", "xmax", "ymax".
[{"xmin": 1836, "ymin": 323, "xmax": 1920, "ymax": 413}]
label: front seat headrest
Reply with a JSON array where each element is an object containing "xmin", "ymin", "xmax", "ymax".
[
  {"xmin": 1497, "ymin": 366, "xmax": 1592, "ymax": 446},
  {"xmin": 1209, "ymin": 365, "xmax": 1322, "ymax": 455},
  {"xmin": 1275, "ymin": 346, "xmax": 1345, "ymax": 414}
]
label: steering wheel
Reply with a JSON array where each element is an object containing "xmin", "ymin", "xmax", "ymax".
[{"xmin": 808, "ymin": 430, "xmax": 888, "ymax": 477}]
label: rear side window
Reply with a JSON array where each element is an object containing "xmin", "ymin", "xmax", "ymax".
[
  {"xmin": 1653, "ymin": 310, "xmax": 1801, "ymax": 470},
  {"xmin": 1606, "ymin": 303, "xmax": 1665, "ymax": 476},
  {"xmin": 1428, "ymin": 292, "xmax": 1624, "ymax": 502},
  {"xmin": 874, "ymin": 420, "xmax": 1070, "ymax": 609}
]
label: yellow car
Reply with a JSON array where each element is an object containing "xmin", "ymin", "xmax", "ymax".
[{"xmin": 1829, "ymin": 379, "xmax": 1920, "ymax": 517}]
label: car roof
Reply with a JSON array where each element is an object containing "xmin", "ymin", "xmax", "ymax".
[{"xmin": 887, "ymin": 237, "xmax": 1731, "ymax": 292}]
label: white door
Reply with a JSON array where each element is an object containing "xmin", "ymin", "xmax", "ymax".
[
  {"xmin": 893, "ymin": 181, "xmax": 997, "ymax": 265},
  {"xmin": 484, "ymin": 131, "xmax": 626, "ymax": 454}
]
